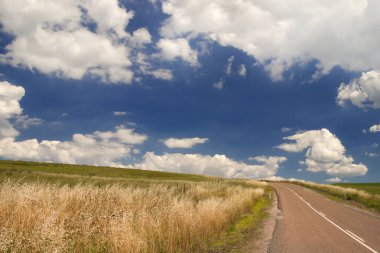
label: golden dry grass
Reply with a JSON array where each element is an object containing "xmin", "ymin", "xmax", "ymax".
[{"xmin": 0, "ymin": 180, "xmax": 265, "ymax": 253}]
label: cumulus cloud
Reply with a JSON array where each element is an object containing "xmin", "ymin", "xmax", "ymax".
[
  {"xmin": 0, "ymin": 81, "xmax": 24, "ymax": 117},
  {"xmin": 130, "ymin": 28, "xmax": 152, "ymax": 48},
  {"xmin": 326, "ymin": 177, "xmax": 342, "ymax": 183},
  {"xmin": 337, "ymin": 70, "xmax": 380, "ymax": 109},
  {"xmin": 0, "ymin": 0, "xmax": 158, "ymax": 83},
  {"xmin": 0, "ymin": 81, "xmax": 25, "ymax": 138},
  {"xmin": 277, "ymin": 128, "xmax": 367, "ymax": 176},
  {"xmin": 0, "ymin": 126, "xmax": 147, "ymax": 167},
  {"xmin": 369, "ymin": 124, "xmax": 380, "ymax": 133},
  {"xmin": 134, "ymin": 152, "xmax": 287, "ymax": 178},
  {"xmin": 163, "ymin": 137, "xmax": 208, "ymax": 149},
  {"xmin": 94, "ymin": 126, "xmax": 147, "ymax": 145},
  {"xmin": 156, "ymin": 38, "xmax": 198, "ymax": 66},
  {"xmin": 161, "ymin": 0, "xmax": 380, "ymax": 80}
]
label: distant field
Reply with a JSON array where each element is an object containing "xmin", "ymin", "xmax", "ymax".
[
  {"xmin": 0, "ymin": 160, "xmax": 215, "ymax": 187},
  {"xmin": 333, "ymin": 183, "xmax": 380, "ymax": 195},
  {"xmin": 0, "ymin": 160, "xmax": 271, "ymax": 253}
]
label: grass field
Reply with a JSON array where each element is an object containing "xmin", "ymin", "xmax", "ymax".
[
  {"xmin": 290, "ymin": 180, "xmax": 380, "ymax": 213},
  {"xmin": 333, "ymin": 183, "xmax": 380, "ymax": 195},
  {"xmin": 0, "ymin": 160, "xmax": 212, "ymax": 184},
  {"xmin": 0, "ymin": 160, "xmax": 271, "ymax": 253}
]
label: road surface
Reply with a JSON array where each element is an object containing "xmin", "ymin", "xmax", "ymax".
[{"xmin": 269, "ymin": 183, "xmax": 380, "ymax": 253}]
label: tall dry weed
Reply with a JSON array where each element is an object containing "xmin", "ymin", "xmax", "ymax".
[{"xmin": 0, "ymin": 180, "xmax": 264, "ymax": 253}]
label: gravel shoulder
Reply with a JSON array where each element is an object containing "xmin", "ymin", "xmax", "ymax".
[{"xmin": 247, "ymin": 190, "xmax": 278, "ymax": 253}]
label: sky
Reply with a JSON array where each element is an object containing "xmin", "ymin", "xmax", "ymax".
[{"xmin": 0, "ymin": 0, "xmax": 380, "ymax": 183}]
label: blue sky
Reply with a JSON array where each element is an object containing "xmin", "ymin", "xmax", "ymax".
[{"xmin": 0, "ymin": 0, "xmax": 380, "ymax": 182}]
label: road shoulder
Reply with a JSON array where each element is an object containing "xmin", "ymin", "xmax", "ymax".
[{"xmin": 246, "ymin": 189, "xmax": 278, "ymax": 253}]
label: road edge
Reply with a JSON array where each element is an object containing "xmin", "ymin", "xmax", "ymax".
[{"xmin": 252, "ymin": 188, "xmax": 278, "ymax": 253}]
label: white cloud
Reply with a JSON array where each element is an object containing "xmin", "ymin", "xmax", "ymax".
[
  {"xmin": 0, "ymin": 126, "xmax": 146, "ymax": 167},
  {"xmin": 150, "ymin": 69, "xmax": 173, "ymax": 80},
  {"xmin": 130, "ymin": 28, "xmax": 152, "ymax": 48},
  {"xmin": 82, "ymin": 0, "xmax": 132, "ymax": 37},
  {"xmin": 0, "ymin": 81, "xmax": 25, "ymax": 138},
  {"xmin": 89, "ymin": 65, "xmax": 133, "ymax": 84},
  {"xmin": 369, "ymin": 124, "xmax": 380, "ymax": 133},
  {"xmin": 136, "ymin": 53, "xmax": 173, "ymax": 80},
  {"xmin": 163, "ymin": 137, "xmax": 208, "ymax": 149},
  {"xmin": 372, "ymin": 143, "xmax": 379, "ymax": 148},
  {"xmin": 113, "ymin": 111, "xmax": 127, "ymax": 116},
  {"xmin": 326, "ymin": 177, "xmax": 342, "ymax": 183},
  {"xmin": 94, "ymin": 126, "xmax": 147, "ymax": 145},
  {"xmin": 277, "ymin": 128, "xmax": 367, "ymax": 176},
  {"xmin": 0, "ymin": 0, "xmax": 142, "ymax": 84},
  {"xmin": 0, "ymin": 118, "xmax": 19, "ymax": 139},
  {"xmin": 281, "ymin": 127, "xmax": 291, "ymax": 133},
  {"xmin": 161, "ymin": 0, "xmax": 380, "ymax": 80},
  {"xmin": 213, "ymin": 79, "xmax": 224, "ymax": 89},
  {"xmin": 238, "ymin": 64, "xmax": 247, "ymax": 77},
  {"xmin": 0, "ymin": 81, "xmax": 24, "ymax": 117},
  {"xmin": 226, "ymin": 56, "xmax": 234, "ymax": 75},
  {"xmin": 156, "ymin": 38, "xmax": 198, "ymax": 66},
  {"xmin": 14, "ymin": 115, "xmax": 43, "ymax": 128},
  {"xmin": 134, "ymin": 152, "xmax": 287, "ymax": 178},
  {"xmin": 337, "ymin": 70, "xmax": 380, "ymax": 109}
]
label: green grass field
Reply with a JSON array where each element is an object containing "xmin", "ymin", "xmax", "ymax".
[
  {"xmin": 333, "ymin": 183, "xmax": 380, "ymax": 195},
  {"xmin": 0, "ymin": 160, "xmax": 217, "ymax": 187}
]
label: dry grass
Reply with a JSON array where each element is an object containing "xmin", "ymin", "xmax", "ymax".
[
  {"xmin": 0, "ymin": 180, "xmax": 265, "ymax": 253},
  {"xmin": 290, "ymin": 180, "xmax": 380, "ymax": 212}
]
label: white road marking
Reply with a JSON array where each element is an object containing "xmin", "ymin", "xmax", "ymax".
[
  {"xmin": 346, "ymin": 230, "xmax": 365, "ymax": 243},
  {"xmin": 284, "ymin": 185, "xmax": 378, "ymax": 253}
]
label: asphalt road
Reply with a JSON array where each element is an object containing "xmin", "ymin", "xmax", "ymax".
[{"xmin": 269, "ymin": 183, "xmax": 380, "ymax": 253}]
